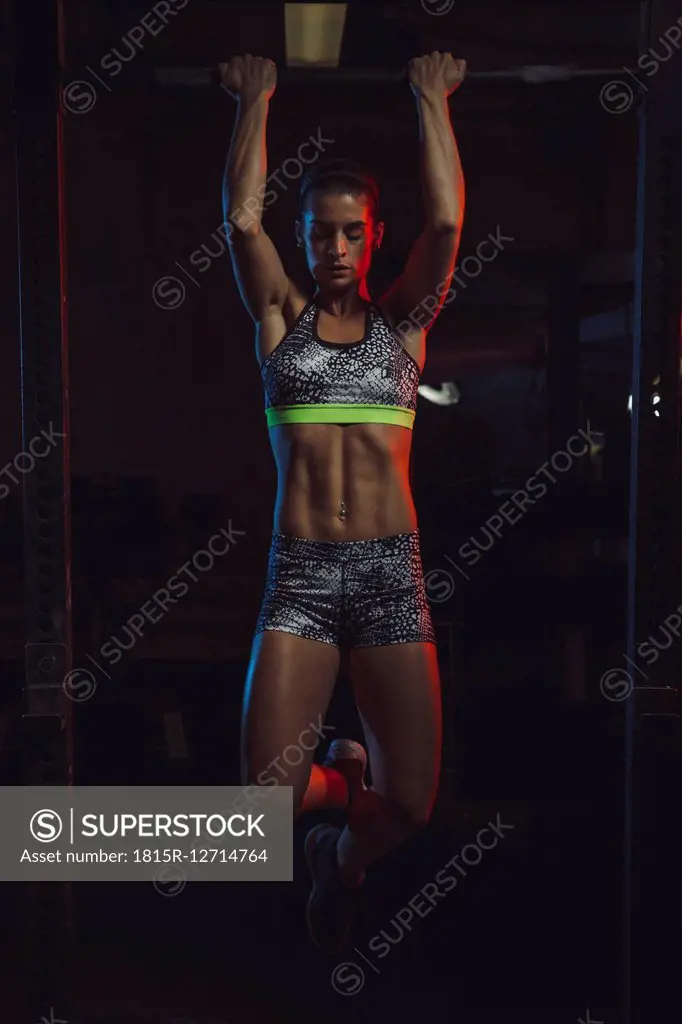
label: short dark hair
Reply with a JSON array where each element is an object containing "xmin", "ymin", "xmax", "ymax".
[{"xmin": 299, "ymin": 158, "xmax": 380, "ymax": 220}]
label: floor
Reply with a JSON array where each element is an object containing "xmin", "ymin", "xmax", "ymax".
[{"xmin": 1, "ymin": 673, "xmax": 623, "ymax": 1023}]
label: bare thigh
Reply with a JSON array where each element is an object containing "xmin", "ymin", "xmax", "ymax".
[
  {"xmin": 348, "ymin": 642, "xmax": 442, "ymax": 823},
  {"xmin": 242, "ymin": 630, "xmax": 340, "ymax": 812}
]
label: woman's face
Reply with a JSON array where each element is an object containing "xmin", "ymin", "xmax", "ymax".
[{"xmin": 296, "ymin": 189, "xmax": 383, "ymax": 291}]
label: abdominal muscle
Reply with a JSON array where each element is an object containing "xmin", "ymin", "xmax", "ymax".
[{"xmin": 268, "ymin": 421, "xmax": 417, "ymax": 541}]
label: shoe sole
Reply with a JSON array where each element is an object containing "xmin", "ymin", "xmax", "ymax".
[{"xmin": 304, "ymin": 824, "xmax": 340, "ymax": 953}]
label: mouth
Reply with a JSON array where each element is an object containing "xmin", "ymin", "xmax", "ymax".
[{"xmin": 327, "ymin": 266, "xmax": 351, "ymax": 275}]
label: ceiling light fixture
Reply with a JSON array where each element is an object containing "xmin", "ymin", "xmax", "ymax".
[{"xmin": 285, "ymin": 3, "xmax": 348, "ymax": 68}]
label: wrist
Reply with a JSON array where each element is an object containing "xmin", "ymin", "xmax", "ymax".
[
  {"xmin": 415, "ymin": 88, "xmax": 448, "ymax": 105},
  {"xmin": 238, "ymin": 90, "xmax": 271, "ymax": 110}
]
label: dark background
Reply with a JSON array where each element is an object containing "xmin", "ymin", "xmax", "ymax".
[{"xmin": 0, "ymin": 1, "xmax": 645, "ymax": 1021}]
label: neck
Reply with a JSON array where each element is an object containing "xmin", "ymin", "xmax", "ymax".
[{"xmin": 313, "ymin": 282, "xmax": 372, "ymax": 317}]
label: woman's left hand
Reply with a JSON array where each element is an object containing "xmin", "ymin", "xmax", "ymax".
[{"xmin": 408, "ymin": 51, "xmax": 466, "ymax": 99}]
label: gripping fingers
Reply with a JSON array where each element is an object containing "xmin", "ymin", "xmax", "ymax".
[{"xmin": 220, "ymin": 55, "xmax": 277, "ymax": 100}]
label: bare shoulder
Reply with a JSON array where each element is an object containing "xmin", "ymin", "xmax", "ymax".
[{"xmin": 256, "ymin": 278, "xmax": 310, "ymax": 366}]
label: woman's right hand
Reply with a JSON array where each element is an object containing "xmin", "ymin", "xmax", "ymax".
[{"xmin": 219, "ymin": 55, "xmax": 277, "ymax": 102}]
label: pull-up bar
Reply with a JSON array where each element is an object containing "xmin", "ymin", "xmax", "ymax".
[{"xmin": 130, "ymin": 63, "xmax": 627, "ymax": 88}]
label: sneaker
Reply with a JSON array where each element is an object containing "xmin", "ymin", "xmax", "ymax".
[
  {"xmin": 324, "ymin": 739, "xmax": 368, "ymax": 800},
  {"xmin": 305, "ymin": 823, "xmax": 359, "ymax": 953}
]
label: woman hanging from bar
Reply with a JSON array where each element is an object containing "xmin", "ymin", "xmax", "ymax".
[{"xmin": 221, "ymin": 50, "xmax": 466, "ymax": 953}]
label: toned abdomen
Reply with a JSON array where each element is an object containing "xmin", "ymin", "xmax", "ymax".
[{"xmin": 269, "ymin": 422, "xmax": 417, "ymax": 540}]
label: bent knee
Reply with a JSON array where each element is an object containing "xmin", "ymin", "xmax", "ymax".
[
  {"xmin": 387, "ymin": 779, "xmax": 437, "ymax": 832},
  {"xmin": 359, "ymin": 789, "xmax": 434, "ymax": 833},
  {"xmin": 398, "ymin": 800, "xmax": 433, "ymax": 832}
]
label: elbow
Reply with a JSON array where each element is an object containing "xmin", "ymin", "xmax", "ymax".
[
  {"xmin": 427, "ymin": 219, "xmax": 461, "ymax": 237},
  {"xmin": 429, "ymin": 194, "xmax": 465, "ymax": 235},
  {"xmin": 223, "ymin": 187, "xmax": 262, "ymax": 237},
  {"xmin": 225, "ymin": 207, "xmax": 262, "ymax": 239}
]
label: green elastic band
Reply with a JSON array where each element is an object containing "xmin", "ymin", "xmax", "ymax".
[{"xmin": 266, "ymin": 404, "xmax": 415, "ymax": 429}]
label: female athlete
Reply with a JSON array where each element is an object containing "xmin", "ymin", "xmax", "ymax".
[{"xmin": 221, "ymin": 50, "xmax": 465, "ymax": 953}]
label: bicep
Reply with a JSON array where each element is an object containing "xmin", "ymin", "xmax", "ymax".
[
  {"xmin": 380, "ymin": 225, "xmax": 460, "ymax": 334},
  {"xmin": 228, "ymin": 223, "xmax": 290, "ymax": 322}
]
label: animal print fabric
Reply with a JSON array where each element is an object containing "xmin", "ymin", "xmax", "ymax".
[
  {"xmin": 260, "ymin": 302, "xmax": 420, "ymax": 413},
  {"xmin": 255, "ymin": 531, "xmax": 436, "ymax": 648}
]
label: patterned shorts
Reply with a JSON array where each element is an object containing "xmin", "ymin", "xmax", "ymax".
[{"xmin": 255, "ymin": 531, "xmax": 436, "ymax": 649}]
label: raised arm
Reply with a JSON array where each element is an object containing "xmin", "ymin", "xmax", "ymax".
[
  {"xmin": 380, "ymin": 52, "xmax": 466, "ymax": 336},
  {"xmin": 220, "ymin": 55, "xmax": 290, "ymax": 323}
]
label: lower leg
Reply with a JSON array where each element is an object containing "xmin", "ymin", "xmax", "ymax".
[
  {"xmin": 299, "ymin": 738, "xmax": 368, "ymax": 814},
  {"xmin": 336, "ymin": 787, "xmax": 429, "ymax": 885},
  {"xmin": 299, "ymin": 764, "xmax": 348, "ymax": 814}
]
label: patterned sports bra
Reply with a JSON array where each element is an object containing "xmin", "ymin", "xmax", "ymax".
[{"xmin": 261, "ymin": 300, "xmax": 421, "ymax": 429}]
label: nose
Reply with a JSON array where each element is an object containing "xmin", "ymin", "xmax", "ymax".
[{"xmin": 327, "ymin": 237, "xmax": 347, "ymax": 261}]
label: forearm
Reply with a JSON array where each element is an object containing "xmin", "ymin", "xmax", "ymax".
[
  {"xmin": 223, "ymin": 94, "xmax": 270, "ymax": 231},
  {"xmin": 416, "ymin": 92, "xmax": 464, "ymax": 233}
]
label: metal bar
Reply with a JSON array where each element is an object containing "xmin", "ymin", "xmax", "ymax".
[
  {"xmin": 625, "ymin": 0, "xmax": 682, "ymax": 1021},
  {"xmin": 77, "ymin": 63, "xmax": 629, "ymax": 90},
  {"xmin": 13, "ymin": 0, "xmax": 75, "ymax": 1019},
  {"xmin": 271, "ymin": 65, "xmax": 624, "ymax": 84}
]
